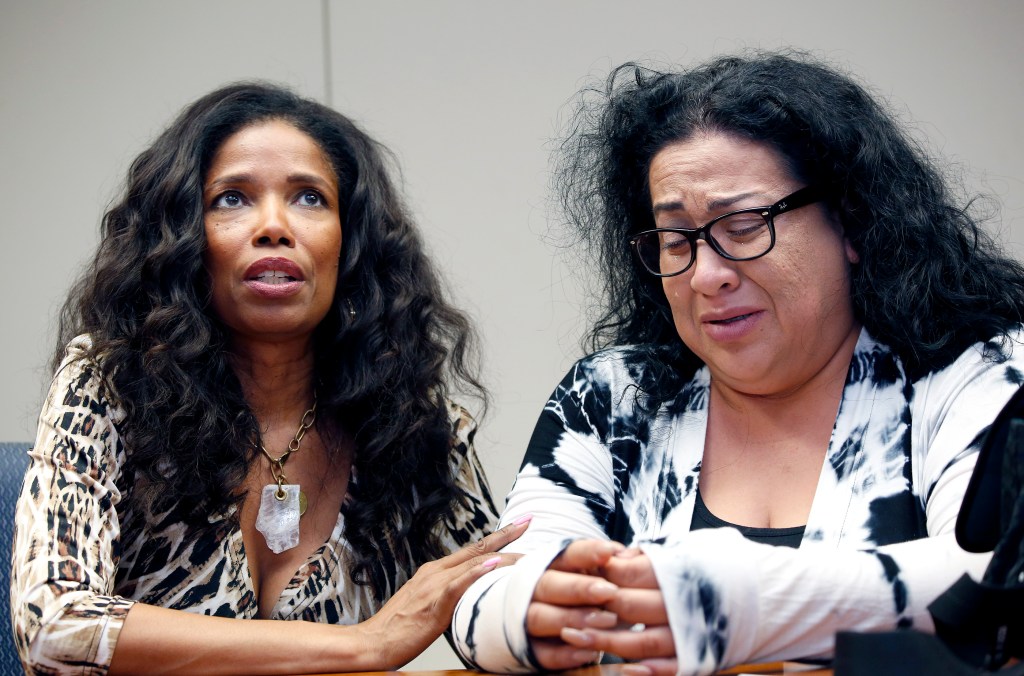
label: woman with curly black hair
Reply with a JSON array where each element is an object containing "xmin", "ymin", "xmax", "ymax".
[
  {"xmin": 453, "ymin": 52, "xmax": 1024, "ymax": 674},
  {"xmin": 11, "ymin": 82, "xmax": 527, "ymax": 674}
]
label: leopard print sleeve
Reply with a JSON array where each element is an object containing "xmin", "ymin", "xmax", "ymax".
[
  {"xmin": 10, "ymin": 337, "xmax": 135, "ymax": 675},
  {"xmin": 437, "ymin": 403, "xmax": 500, "ymax": 552}
]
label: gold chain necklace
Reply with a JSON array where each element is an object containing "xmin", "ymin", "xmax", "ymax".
[
  {"xmin": 253, "ymin": 393, "xmax": 317, "ymax": 555},
  {"xmin": 256, "ymin": 393, "xmax": 317, "ymax": 516}
]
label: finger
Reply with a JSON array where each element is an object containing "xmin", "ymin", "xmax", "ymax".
[
  {"xmin": 603, "ymin": 552, "xmax": 659, "ymax": 588},
  {"xmin": 531, "ymin": 637, "xmax": 599, "ymax": 671},
  {"xmin": 533, "ymin": 569, "xmax": 618, "ymax": 606},
  {"xmin": 526, "ymin": 601, "xmax": 617, "ymax": 637},
  {"xmin": 481, "ymin": 514, "xmax": 532, "ymax": 550},
  {"xmin": 466, "ymin": 551, "xmax": 521, "ymax": 576},
  {"xmin": 441, "ymin": 515, "xmax": 533, "ymax": 566},
  {"xmin": 637, "ymin": 658, "xmax": 680, "ymax": 676},
  {"xmin": 559, "ymin": 625, "xmax": 674, "ymax": 660},
  {"xmin": 549, "ymin": 539, "xmax": 624, "ymax": 573},
  {"xmin": 604, "ymin": 588, "xmax": 669, "ymax": 625},
  {"xmin": 615, "ymin": 546, "xmax": 644, "ymax": 559},
  {"xmin": 430, "ymin": 551, "xmax": 522, "ymax": 598},
  {"xmin": 401, "ymin": 550, "xmax": 520, "ymax": 620},
  {"xmin": 622, "ymin": 658, "xmax": 679, "ymax": 676}
]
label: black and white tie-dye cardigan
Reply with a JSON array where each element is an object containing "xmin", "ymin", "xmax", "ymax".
[{"xmin": 453, "ymin": 328, "xmax": 1024, "ymax": 675}]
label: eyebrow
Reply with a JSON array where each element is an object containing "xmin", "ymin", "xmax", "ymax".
[
  {"xmin": 204, "ymin": 173, "xmax": 251, "ymax": 191},
  {"xmin": 286, "ymin": 172, "xmax": 336, "ymax": 190},
  {"xmin": 204, "ymin": 172, "xmax": 337, "ymax": 192},
  {"xmin": 652, "ymin": 191, "xmax": 762, "ymax": 216}
]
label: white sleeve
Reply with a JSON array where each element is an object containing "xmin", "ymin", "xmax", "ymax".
[
  {"xmin": 643, "ymin": 530, "xmax": 989, "ymax": 675},
  {"xmin": 913, "ymin": 338, "xmax": 1024, "ymax": 536},
  {"xmin": 452, "ymin": 365, "xmax": 616, "ymax": 671},
  {"xmin": 451, "ymin": 542, "xmax": 568, "ymax": 672}
]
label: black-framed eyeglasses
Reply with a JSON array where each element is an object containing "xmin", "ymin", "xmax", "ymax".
[{"xmin": 628, "ymin": 185, "xmax": 825, "ymax": 277}]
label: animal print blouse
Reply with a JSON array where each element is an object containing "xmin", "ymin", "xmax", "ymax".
[
  {"xmin": 452, "ymin": 329, "xmax": 1024, "ymax": 675},
  {"xmin": 11, "ymin": 337, "xmax": 499, "ymax": 674}
]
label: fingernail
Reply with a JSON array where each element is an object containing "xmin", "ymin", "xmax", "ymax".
[
  {"xmin": 561, "ymin": 627, "xmax": 593, "ymax": 646},
  {"xmin": 590, "ymin": 581, "xmax": 618, "ymax": 596},
  {"xmin": 571, "ymin": 650, "xmax": 599, "ymax": 663},
  {"xmin": 621, "ymin": 665, "xmax": 653, "ymax": 676},
  {"xmin": 615, "ymin": 547, "xmax": 643, "ymax": 558},
  {"xmin": 584, "ymin": 610, "xmax": 618, "ymax": 628},
  {"xmin": 481, "ymin": 555, "xmax": 501, "ymax": 569},
  {"xmin": 513, "ymin": 513, "xmax": 533, "ymax": 526}
]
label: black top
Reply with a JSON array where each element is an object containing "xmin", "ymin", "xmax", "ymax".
[{"xmin": 691, "ymin": 488, "xmax": 805, "ymax": 548}]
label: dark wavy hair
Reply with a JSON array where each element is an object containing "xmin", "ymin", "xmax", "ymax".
[
  {"xmin": 558, "ymin": 50, "xmax": 1024, "ymax": 390},
  {"xmin": 55, "ymin": 82, "xmax": 487, "ymax": 600}
]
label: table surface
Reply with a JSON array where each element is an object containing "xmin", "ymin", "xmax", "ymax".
[{"xmin": 323, "ymin": 662, "xmax": 833, "ymax": 676}]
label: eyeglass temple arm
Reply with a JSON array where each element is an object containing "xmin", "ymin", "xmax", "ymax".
[{"xmin": 772, "ymin": 185, "xmax": 825, "ymax": 216}]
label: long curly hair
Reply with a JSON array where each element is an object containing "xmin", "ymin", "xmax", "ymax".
[
  {"xmin": 558, "ymin": 50, "xmax": 1024, "ymax": 393},
  {"xmin": 55, "ymin": 82, "xmax": 487, "ymax": 600}
]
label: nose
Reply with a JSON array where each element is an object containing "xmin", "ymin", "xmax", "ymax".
[
  {"xmin": 688, "ymin": 240, "xmax": 740, "ymax": 295},
  {"xmin": 251, "ymin": 199, "xmax": 295, "ymax": 247}
]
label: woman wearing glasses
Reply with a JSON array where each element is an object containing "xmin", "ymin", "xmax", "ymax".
[{"xmin": 452, "ymin": 52, "xmax": 1024, "ymax": 675}]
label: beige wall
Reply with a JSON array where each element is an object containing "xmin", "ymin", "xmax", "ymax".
[{"xmin": 2, "ymin": 0, "xmax": 1022, "ymax": 668}]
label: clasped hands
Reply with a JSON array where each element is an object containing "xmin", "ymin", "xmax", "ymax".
[{"xmin": 527, "ymin": 539, "xmax": 676, "ymax": 675}]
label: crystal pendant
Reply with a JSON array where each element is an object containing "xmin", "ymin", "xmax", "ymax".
[{"xmin": 255, "ymin": 484, "xmax": 300, "ymax": 554}]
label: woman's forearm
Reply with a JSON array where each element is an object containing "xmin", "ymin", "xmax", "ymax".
[
  {"xmin": 103, "ymin": 520, "xmax": 529, "ymax": 675},
  {"xmin": 107, "ymin": 603, "xmax": 383, "ymax": 675}
]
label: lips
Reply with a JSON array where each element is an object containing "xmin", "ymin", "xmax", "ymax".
[
  {"xmin": 244, "ymin": 257, "xmax": 304, "ymax": 282},
  {"xmin": 241, "ymin": 257, "xmax": 305, "ymax": 299},
  {"xmin": 709, "ymin": 312, "xmax": 757, "ymax": 325},
  {"xmin": 701, "ymin": 307, "xmax": 761, "ymax": 324},
  {"xmin": 699, "ymin": 307, "xmax": 763, "ymax": 341}
]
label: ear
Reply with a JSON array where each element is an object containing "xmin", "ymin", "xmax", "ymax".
[
  {"xmin": 829, "ymin": 200, "xmax": 859, "ymax": 265},
  {"xmin": 844, "ymin": 237, "xmax": 860, "ymax": 265}
]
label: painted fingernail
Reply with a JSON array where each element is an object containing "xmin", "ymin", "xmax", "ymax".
[
  {"xmin": 621, "ymin": 665, "xmax": 653, "ymax": 676},
  {"xmin": 481, "ymin": 555, "xmax": 502, "ymax": 569},
  {"xmin": 584, "ymin": 610, "xmax": 618, "ymax": 628},
  {"xmin": 561, "ymin": 627, "xmax": 593, "ymax": 646},
  {"xmin": 513, "ymin": 513, "xmax": 533, "ymax": 526},
  {"xmin": 590, "ymin": 581, "xmax": 618, "ymax": 596}
]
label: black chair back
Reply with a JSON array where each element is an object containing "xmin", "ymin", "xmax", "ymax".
[{"xmin": 0, "ymin": 442, "xmax": 32, "ymax": 675}]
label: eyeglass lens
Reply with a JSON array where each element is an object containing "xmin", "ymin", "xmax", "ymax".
[{"xmin": 636, "ymin": 210, "xmax": 772, "ymax": 276}]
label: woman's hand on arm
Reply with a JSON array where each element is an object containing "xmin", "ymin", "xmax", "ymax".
[
  {"xmin": 109, "ymin": 518, "xmax": 530, "ymax": 675},
  {"xmin": 355, "ymin": 516, "xmax": 529, "ymax": 668}
]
